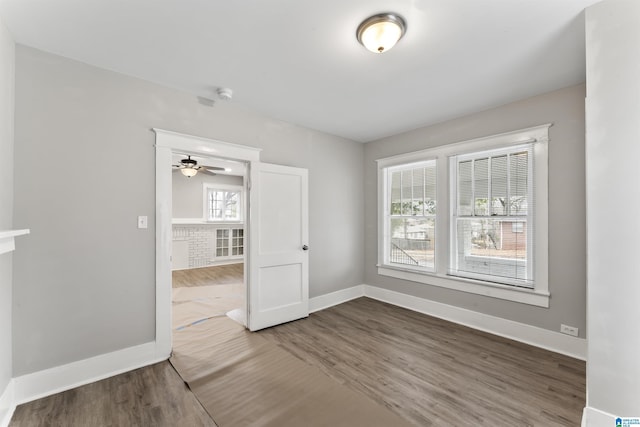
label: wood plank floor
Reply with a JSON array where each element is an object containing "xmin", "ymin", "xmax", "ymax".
[
  {"xmin": 10, "ymin": 297, "xmax": 585, "ymax": 426},
  {"xmin": 172, "ymin": 263, "xmax": 243, "ymax": 288},
  {"xmin": 259, "ymin": 298, "xmax": 586, "ymax": 427},
  {"xmin": 9, "ymin": 362, "xmax": 216, "ymax": 427}
]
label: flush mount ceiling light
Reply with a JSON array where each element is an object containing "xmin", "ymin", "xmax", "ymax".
[
  {"xmin": 217, "ymin": 87, "xmax": 233, "ymax": 101},
  {"xmin": 356, "ymin": 13, "xmax": 406, "ymax": 53}
]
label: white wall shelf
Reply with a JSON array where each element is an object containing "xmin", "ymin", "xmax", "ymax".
[
  {"xmin": 172, "ymin": 218, "xmax": 244, "ymax": 226},
  {"xmin": 0, "ymin": 229, "xmax": 30, "ymax": 255}
]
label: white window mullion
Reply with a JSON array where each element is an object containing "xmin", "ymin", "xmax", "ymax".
[
  {"xmin": 487, "ymin": 157, "xmax": 492, "ymax": 217},
  {"xmin": 470, "ymin": 159, "xmax": 475, "ymax": 217},
  {"xmin": 506, "ymin": 153, "xmax": 512, "ymax": 216},
  {"xmin": 527, "ymin": 146, "xmax": 535, "ymax": 282},
  {"xmin": 384, "ymin": 168, "xmax": 391, "ymax": 265},
  {"xmin": 422, "ymin": 166, "xmax": 427, "ymax": 219}
]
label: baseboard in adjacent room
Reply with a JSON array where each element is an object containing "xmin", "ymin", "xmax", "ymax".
[
  {"xmin": 363, "ymin": 285, "xmax": 587, "ymax": 360},
  {"xmin": 13, "ymin": 341, "xmax": 165, "ymax": 405}
]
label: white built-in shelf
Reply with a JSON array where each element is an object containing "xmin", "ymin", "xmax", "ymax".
[
  {"xmin": 0, "ymin": 229, "xmax": 30, "ymax": 255},
  {"xmin": 172, "ymin": 219, "xmax": 244, "ymax": 226}
]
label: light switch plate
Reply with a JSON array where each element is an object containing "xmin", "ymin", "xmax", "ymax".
[{"xmin": 138, "ymin": 216, "xmax": 148, "ymax": 229}]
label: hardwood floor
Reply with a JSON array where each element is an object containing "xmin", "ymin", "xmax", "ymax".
[
  {"xmin": 259, "ymin": 298, "xmax": 586, "ymax": 427},
  {"xmin": 9, "ymin": 362, "xmax": 216, "ymax": 427},
  {"xmin": 172, "ymin": 263, "xmax": 243, "ymax": 288},
  {"xmin": 10, "ymin": 297, "xmax": 585, "ymax": 426}
]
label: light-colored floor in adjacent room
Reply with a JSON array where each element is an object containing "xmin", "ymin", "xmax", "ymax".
[
  {"xmin": 171, "ymin": 264, "xmax": 245, "ymax": 330},
  {"xmin": 172, "ymin": 263, "xmax": 244, "ymax": 288}
]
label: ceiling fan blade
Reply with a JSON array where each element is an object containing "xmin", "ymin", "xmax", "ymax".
[
  {"xmin": 200, "ymin": 166, "xmax": 226, "ymax": 171},
  {"xmin": 200, "ymin": 168, "xmax": 218, "ymax": 176}
]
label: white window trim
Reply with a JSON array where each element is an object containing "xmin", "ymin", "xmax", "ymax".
[
  {"xmin": 203, "ymin": 183, "xmax": 244, "ymax": 223},
  {"xmin": 376, "ymin": 124, "xmax": 550, "ymax": 308}
]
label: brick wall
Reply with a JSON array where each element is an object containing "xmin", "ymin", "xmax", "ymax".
[{"xmin": 172, "ymin": 224, "xmax": 244, "ymax": 269}]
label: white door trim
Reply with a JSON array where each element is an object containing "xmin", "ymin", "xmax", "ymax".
[{"xmin": 153, "ymin": 129, "xmax": 261, "ymax": 358}]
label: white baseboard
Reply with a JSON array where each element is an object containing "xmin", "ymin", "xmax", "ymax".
[
  {"xmin": 363, "ymin": 285, "xmax": 587, "ymax": 360},
  {"xmin": 13, "ymin": 341, "xmax": 165, "ymax": 405},
  {"xmin": 0, "ymin": 380, "xmax": 15, "ymax": 427},
  {"xmin": 309, "ymin": 285, "xmax": 365, "ymax": 313},
  {"xmin": 582, "ymin": 406, "xmax": 617, "ymax": 426},
  {"xmin": 172, "ymin": 258, "xmax": 244, "ymax": 271}
]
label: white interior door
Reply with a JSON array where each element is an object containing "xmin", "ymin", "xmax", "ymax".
[{"xmin": 248, "ymin": 162, "xmax": 309, "ymax": 331}]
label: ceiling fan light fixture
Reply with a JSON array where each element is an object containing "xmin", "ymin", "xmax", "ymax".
[
  {"xmin": 181, "ymin": 167, "xmax": 198, "ymax": 178},
  {"xmin": 181, "ymin": 157, "xmax": 197, "ymax": 168},
  {"xmin": 357, "ymin": 13, "xmax": 406, "ymax": 54}
]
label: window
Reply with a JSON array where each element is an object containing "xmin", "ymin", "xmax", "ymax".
[
  {"xmin": 450, "ymin": 145, "xmax": 533, "ymax": 287},
  {"xmin": 216, "ymin": 229, "xmax": 229, "ymax": 257},
  {"xmin": 231, "ymin": 228, "xmax": 244, "ymax": 256},
  {"xmin": 215, "ymin": 228, "xmax": 244, "ymax": 258},
  {"xmin": 385, "ymin": 161, "xmax": 437, "ymax": 271},
  {"xmin": 205, "ymin": 185, "xmax": 242, "ymax": 222},
  {"xmin": 377, "ymin": 124, "xmax": 550, "ymax": 307}
]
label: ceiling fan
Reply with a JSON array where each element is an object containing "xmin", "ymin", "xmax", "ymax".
[{"xmin": 172, "ymin": 155, "xmax": 225, "ymax": 178}]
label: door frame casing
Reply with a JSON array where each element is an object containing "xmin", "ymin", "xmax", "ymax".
[{"xmin": 153, "ymin": 128, "xmax": 261, "ymax": 358}]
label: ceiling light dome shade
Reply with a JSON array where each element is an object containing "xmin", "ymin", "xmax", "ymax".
[
  {"xmin": 357, "ymin": 13, "xmax": 406, "ymax": 53},
  {"xmin": 181, "ymin": 167, "xmax": 198, "ymax": 178}
]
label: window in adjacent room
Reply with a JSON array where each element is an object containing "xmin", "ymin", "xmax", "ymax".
[
  {"xmin": 215, "ymin": 228, "xmax": 244, "ymax": 258},
  {"xmin": 205, "ymin": 186, "xmax": 242, "ymax": 222}
]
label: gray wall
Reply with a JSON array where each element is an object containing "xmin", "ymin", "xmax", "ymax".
[
  {"xmin": 172, "ymin": 172, "xmax": 243, "ymax": 219},
  {"xmin": 12, "ymin": 46, "xmax": 364, "ymax": 376},
  {"xmin": 0, "ymin": 13, "xmax": 14, "ymax": 404},
  {"xmin": 363, "ymin": 84, "xmax": 586, "ymax": 337}
]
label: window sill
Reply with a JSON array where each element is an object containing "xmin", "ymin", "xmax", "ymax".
[
  {"xmin": 206, "ymin": 220, "xmax": 244, "ymax": 225},
  {"xmin": 377, "ymin": 265, "xmax": 550, "ymax": 307},
  {"xmin": 213, "ymin": 255, "xmax": 244, "ymax": 261}
]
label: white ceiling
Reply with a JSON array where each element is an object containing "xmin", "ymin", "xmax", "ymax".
[{"xmin": 0, "ymin": 0, "xmax": 598, "ymax": 142}]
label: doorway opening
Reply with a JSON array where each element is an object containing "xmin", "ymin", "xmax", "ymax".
[
  {"xmin": 170, "ymin": 152, "xmax": 247, "ymax": 336},
  {"xmin": 154, "ymin": 128, "xmax": 262, "ymax": 358},
  {"xmin": 154, "ymin": 129, "xmax": 308, "ymax": 360}
]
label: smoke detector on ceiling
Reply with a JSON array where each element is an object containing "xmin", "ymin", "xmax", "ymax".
[{"xmin": 217, "ymin": 87, "xmax": 233, "ymax": 101}]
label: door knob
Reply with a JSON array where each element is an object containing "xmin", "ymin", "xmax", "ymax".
[{"xmin": 302, "ymin": 245, "xmax": 309, "ymax": 251}]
